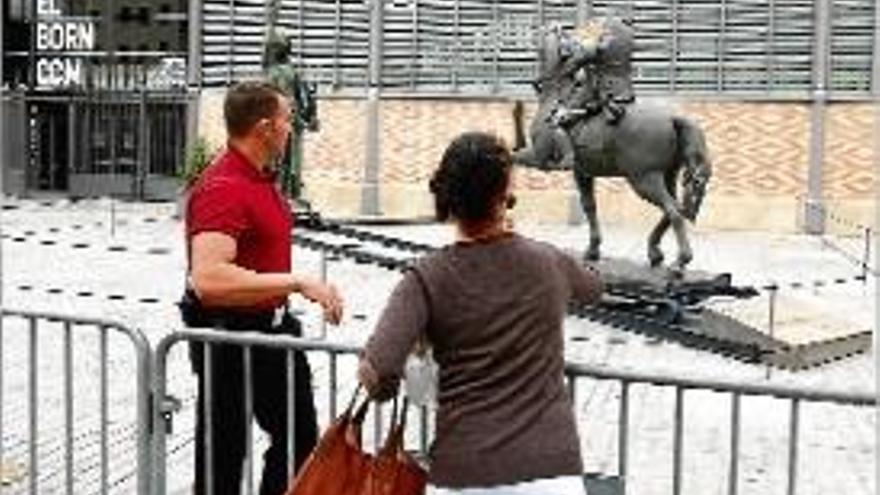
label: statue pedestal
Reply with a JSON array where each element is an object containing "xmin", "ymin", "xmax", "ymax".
[{"xmin": 583, "ymin": 255, "xmax": 754, "ymax": 303}]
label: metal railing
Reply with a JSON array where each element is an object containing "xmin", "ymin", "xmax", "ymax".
[
  {"xmin": 151, "ymin": 329, "xmax": 366, "ymax": 495},
  {"xmin": 151, "ymin": 327, "xmax": 875, "ymax": 495},
  {"xmin": 564, "ymin": 362, "xmax": 876, "ymax": 495},
  {"xmin": 0, "ymin": 309, "xmax": 152, "ymax": 495},
  {"xmin": 0, "ymin": 311, "xmax": 872, "ymax": 494}
]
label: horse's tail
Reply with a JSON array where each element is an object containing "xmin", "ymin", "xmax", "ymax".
[
  {"xmin": 512, "ymin": 100, "xmax": 527, "ymax": 150},
  {"xmin": 673, "ymin": 116, "xmax": 712, "ymax": 222}
]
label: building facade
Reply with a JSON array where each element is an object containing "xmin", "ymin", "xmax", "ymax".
[{"xmin": 2, "ymin": 0, "xmax": 189, "ymax": 198}]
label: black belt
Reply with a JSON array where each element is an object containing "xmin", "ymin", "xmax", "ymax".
[
  {"xmin": 178, "ymin": 289, "xmax": 293, "ymax": 333},
  {"xmin": 200, "ymin": 306, "xmax": 287, "ymax": 332}
]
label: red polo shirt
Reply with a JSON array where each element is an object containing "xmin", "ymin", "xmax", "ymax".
[{"xmin": 186, "ymin": 146, "xmax": 293, "ymax": 310}]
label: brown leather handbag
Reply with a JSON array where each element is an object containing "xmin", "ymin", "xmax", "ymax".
[
  {"xmin": 362, "ymin": 398, "xmax": 427, "ymax": 495},
  {"xmin": 285, "ymin": 390, "xmax": 427, "ymax": 495}
]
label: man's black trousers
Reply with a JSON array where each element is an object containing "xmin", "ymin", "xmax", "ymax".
[{"xmin": 189, "ymin": 315, "xmax": 318, "ymax": 495}]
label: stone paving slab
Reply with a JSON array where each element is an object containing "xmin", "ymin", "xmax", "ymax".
[{"xmin": 0, "ymin": 198, "xmax": 875, "ymax": 495}]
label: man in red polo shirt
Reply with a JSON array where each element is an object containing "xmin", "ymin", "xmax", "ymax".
[{"xmin": 182, "ymin": 81, "xmax": 343, "ymax": 495}]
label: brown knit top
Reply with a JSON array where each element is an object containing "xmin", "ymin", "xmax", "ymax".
[{"xmin": 362, "ymin": 233, "xmax": 603, "ymax": 488}]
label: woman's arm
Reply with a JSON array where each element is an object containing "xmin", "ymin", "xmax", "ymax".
[
  {"xmin": 358, "ymin": 270, "xmax": 430, "ymax": 401},
  {"xmin": 558, "ymin": 252, "xmax": 604, "ymax": 305}
]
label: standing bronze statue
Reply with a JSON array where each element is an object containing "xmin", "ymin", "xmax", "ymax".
[
  {"xmin": 513, "ymin": 17, "xmax": 712, "ymax": 272},
  {"xmin": 263, "ymin": 6, "xmax": 319, "ymax": 200}
]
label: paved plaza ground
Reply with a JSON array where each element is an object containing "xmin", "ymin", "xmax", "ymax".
[{"xmin": 0, "ymin": 197, "xmax": 875, "ymax": 494}]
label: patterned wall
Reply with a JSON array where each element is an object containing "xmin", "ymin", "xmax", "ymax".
[
  {"xmin": 679, "ymin": 102, "xmax": 811, "ymax": 198},
  {"xmin": 824, "ymin": 103, "xmax": 876, "ymax": 199},
  {"xmin": 199, "ymin": 91, "xmax": 875, "ymax": 231}
]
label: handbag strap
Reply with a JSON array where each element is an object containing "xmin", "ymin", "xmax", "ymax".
[
  {"xmin": 380, "ymin": 395, "xmax": 410, "ymax": 455},
  {"xmin": 338, "ymin": 384, "xmax": 372, "ymax": 449},
  {"xmin": 408, "ymin": 267, "xmax": 433, "ymax": 353},
  {"xmin": 342, "ymin": 384, "xmax": 371, "ymax": 426},
  {"xmin": 343, "ymin": 383, "xmax": 363, "ymax": 417}
]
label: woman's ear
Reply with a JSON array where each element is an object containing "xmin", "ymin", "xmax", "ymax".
[{"xmin": 505, "ymin": 194, "xmax": 517, "ymax": 210}]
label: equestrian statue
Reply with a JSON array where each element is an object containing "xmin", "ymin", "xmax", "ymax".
[{"xmin": 513, "ymin": 16, "xmax": 712, "ymax": 272}]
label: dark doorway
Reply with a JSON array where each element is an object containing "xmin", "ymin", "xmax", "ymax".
[{"xmin": 29, "ymin": 101, "xmax": 70, "ymax": 191}]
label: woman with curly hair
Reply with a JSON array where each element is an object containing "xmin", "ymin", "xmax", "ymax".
[{"xmin": 358, "ymin": 131, "xmax": 603, "ymax": 494}]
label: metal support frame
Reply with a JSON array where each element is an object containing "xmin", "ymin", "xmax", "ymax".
[
  {"xmin": 766, "ymin": 0, "xmax": 776, "ymax": 91},
  {"xmin": 409, "ymin": 0, "xmax": 419, "ymax": 90},
  {"xmin": 491, "ymin": 0, "xmax": 499, "ymax": 93},
  {"xmin": 873, "ymin": 2, "xmax": 880, "ymax": 438},
  {"xmin": 334, "ymin": 0, "xmax": 343, "ymax": 88},
  {"xmin": 361, "ymin": 0, "xmax": 383, "ymax": 216},
  {"xmin": 671, "ymin": 0, "xmax": 679, "ymax": 92},
  {"xmin": 28, "ymin": 0, "xmax": 36, "ymax": 88},
  {"xmin": 872, "ymin": 0, "xmax": 880, "ymax": 95},
  {"xmin": 1, "ymin": 0, "xmax": 6, "ymax": 309},
  {"xmin": 452, "ymin": 0, "xmax": 460, "ymax": 90},
  {"xmin": 0, "ymin": 14, "xmax": 7, "ymax": 492},
  {"xmin": 718, "ymin": 0, "xmax": 727, "ymax": 92},
  {"xmin": 186, "ymin": 0, "xmax": 204, "ymax": 168},
  {"xmin": 226, "ymin": 0, "xmax": 234, "ymax": 84},
  {"xmin": 298, "ymin": 0, "xmax": 304, "ymax": 70},
  {"xmin": 805, "ymin": 0, "xmax": 831, "ymax": 234}
]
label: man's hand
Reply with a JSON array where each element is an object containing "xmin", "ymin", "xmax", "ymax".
[{"xmin": 296, "ymin": 276, "xmax": 344, "ymax": 325}]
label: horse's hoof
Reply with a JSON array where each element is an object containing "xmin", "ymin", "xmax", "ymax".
[
  {"xmin": 586, "ymin": 248, "xmax": 600, "ymax": 261},
  {"xmin": 649, "ymin": 254, "xmax": 664, "ymax": 267}
]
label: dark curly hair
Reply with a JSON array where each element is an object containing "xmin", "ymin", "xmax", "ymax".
[{"xmin": 429, "ymin": 132, "xmax": 513, "ymax": 223}]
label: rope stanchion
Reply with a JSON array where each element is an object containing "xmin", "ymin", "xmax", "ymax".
[{"xmin": 765, "ymin": 285, "xmax": 778, "ymax": 379}]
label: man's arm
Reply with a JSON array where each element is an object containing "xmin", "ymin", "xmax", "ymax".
[{"xmin": 191, "ymin": 231, "xmax": 344, "ymax": 322}]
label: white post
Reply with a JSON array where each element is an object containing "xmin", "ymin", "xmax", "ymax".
[
  {"xmin": 765, "ymin": 285, "xmax": 778, "ymax": 379},
  {"xmin": 361, "ymin": 0, "xmax": 383, "ymax": 216},
  {"xmin": 805, "ymin": 0, "xmax": 831, "ymax": 234}
]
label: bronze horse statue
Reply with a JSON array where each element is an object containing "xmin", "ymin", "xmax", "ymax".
[{"xmin": 513, "ymin": 27, "xmax": 712, "ymax": 272}]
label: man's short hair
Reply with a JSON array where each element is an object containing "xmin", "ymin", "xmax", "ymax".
[{"xmin": 224, "ymin": 80, "xmax": 290, "ymax": 138}]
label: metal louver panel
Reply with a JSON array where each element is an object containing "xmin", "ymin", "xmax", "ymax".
[
  {"xmin": 199, "ymin": 0, "xmax": 876, "ymax": 96},
  {"xmin": 202, "ymin": 0, "xmax": 268, "ymax": 85},
  {"xmin": 831, "ymin": 0, "xmax": 875, "ymax": 92}
]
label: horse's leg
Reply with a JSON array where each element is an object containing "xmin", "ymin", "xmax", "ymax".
[
  {"xmin": 574, "ymin": 170, "xmax": 601, "ymax": 261},
  {"xmin": 647, "ymin": 216, "xmax": 670, "ymax": 267},
  {"xmin": 629, "ymin": 172, "xmax": 692, "ymax": 271},
  {"xmin": 646, "ymin": 169, "xmax": 680, "ymax": 266}
]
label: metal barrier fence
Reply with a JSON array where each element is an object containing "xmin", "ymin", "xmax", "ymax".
[
  {"xmin": 0, "ymin": 309, "xmax": 152, "ymax": 495},
  {"xmin": 152, "ymin": 328, "xmax": 876, "ymax": 495},
  {"xmin": 0, "ymin": 311, "xmax": 873, "ymax": 494},
  {"xmin": 563, "ymin": 362, "xmax": 876, "ymax": 495},
  {"xmin": 151, "ymin": 329, "xmax": 366, "ymax": 495}
]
